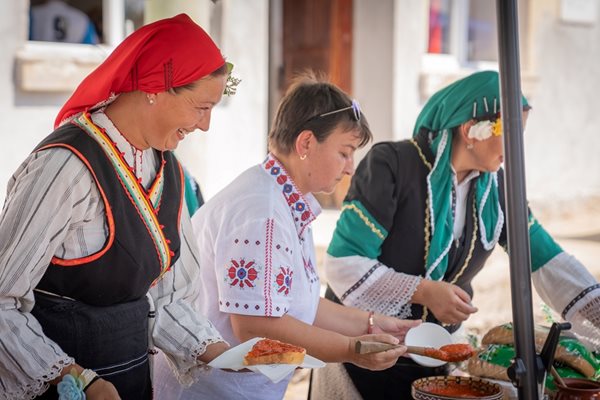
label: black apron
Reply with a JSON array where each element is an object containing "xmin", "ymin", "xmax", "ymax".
[{"xmin": 32, "ymin": 292, "xmax": 152, "ymax": 399}]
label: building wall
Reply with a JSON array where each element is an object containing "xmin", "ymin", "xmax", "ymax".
[
  {"xmin": 0, "ymin": 0, "xmax": 268, "ymax": 206},
  {"xmin": 353, "ymin": 0, "xmax": 394, "ymax": 160},
  {"xmin": 385, "ymin": 0, "xmax": 600, "ymax": 204},
  {"xmin": 524, "ymin": 0, "xmax": 600, "ymax": 202},
  {"xmin": 174, "ymin": 0, "xmax": 269, "ymax": 199},
  {"xmin": 0, "ymin": 1, "xmax": 67, "ymax": 207}
]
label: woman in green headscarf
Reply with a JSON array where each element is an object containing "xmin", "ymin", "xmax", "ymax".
[{"xmin": 311, "ymin": 71, "xmax": 600, "ymax": 399}]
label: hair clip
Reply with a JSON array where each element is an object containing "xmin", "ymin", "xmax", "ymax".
[
  {"xmin": 472, "ymin": 101, "xmax": 477, "ymax": 118},
  {"xmin": 483, "ymin": 97, "xmax": 489, "ymax": 113}
]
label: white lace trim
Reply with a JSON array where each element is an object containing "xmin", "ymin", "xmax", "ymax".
[
  {"xmin": 426, "ymin": 130, "xmax": 450, "ymax": 236},
  {"xmin": 326, "ymin": 255, "xmax": 420, "ymax": 318},
  {"xmin": 566, "ymin": 293, "xmax": 600, "ymax": 352},
  {"xmin": 478, "ymin": 172, "xmax": 503, "ymax": 251},
  {"xmin": 171, "ymin": 337, "xmax": 228, "ymax": 387},
  {"xmin": 564, "ymin": 286, "xmax": 600, "ymax": 321},
  {"xmin": 346, "ymin": 269, "xmax": 421, "ymax": 319},
  {"xmin": 425, "ymin": 236, "xmax": 453, "ymax": 281},
  {"xmin": 0, "ymin": 356, "xmax": 73, "ymax": 400},
  {"xmin": 425, "ymin": 130, "xmax": 457, "ymax": 280},
  {"xmin": 576, "ymin": 294, "xmax": 600, "ymax": 328}
]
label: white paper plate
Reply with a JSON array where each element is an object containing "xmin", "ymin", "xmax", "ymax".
[
  {"xmin": 208, "ymin": 337, "xmax": 325, "ymax": 383},
  {"xmin": 405, "ymin": 322, "xmax": 453, "ymax": 367}
]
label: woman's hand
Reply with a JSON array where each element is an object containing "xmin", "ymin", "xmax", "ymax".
[
  {"xmin": 196, "ymin": 341, "xmax": 230, "ymax": 363},
  {"xmin": 413, "ymin": 280, "xmax": 478, "ymax": 324},
  {"xmin": 370, "ymin": 315, "xmax": 421, "ymax": 342},
  {"xmin": 85, "ymin": 378, "xmax": 120, "ymax": 399},
  {"xmin": 348, "ymin": 334, "xmax": 407, "ymax": 371}
]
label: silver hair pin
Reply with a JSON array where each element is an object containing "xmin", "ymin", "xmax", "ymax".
[
  {"xmin": 493, "ymin": 98, "xmax": 497, "ymax": 114},
  {"xmin": 472, "ymin": 102, "xmax": 477, "ymax": 118},
  {"xmin": 483, "ymin": 97, "xmax": 489, "ymax": 113}
]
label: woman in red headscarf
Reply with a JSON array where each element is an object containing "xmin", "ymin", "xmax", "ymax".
[{"xmin": 0, "ymin": 14, "xmax": 234, "ymax": 399}]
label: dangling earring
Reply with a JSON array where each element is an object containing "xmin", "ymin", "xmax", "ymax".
[
  {"xmin": 147, "ymin": 95, "xmax": 155, "ymax": 105},
  {"xmin": 466, "ymin": 143, "xmax": 474, "ymax": 150},
  {"xmin": 300, "ymin": 154, "xmax": 307, "ymax": 160}
]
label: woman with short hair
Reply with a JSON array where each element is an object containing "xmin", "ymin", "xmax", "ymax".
[{"xmin": 154, "ymin": 74, "xmax": 420, "ymax": 400}]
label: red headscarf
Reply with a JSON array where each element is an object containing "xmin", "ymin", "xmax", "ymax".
[{"xmin": 55, "ymin": 13, "xmax": 225, "ymax": 128}]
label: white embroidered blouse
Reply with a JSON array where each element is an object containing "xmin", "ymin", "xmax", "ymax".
[{"xmin": 187, "ymin": 154, "xmax": 322, "ymax": 399}]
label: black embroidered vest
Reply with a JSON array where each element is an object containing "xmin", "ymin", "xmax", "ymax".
[{"xmin": 33, "ymin": 118, "xmax": 183, "ymax": 306}]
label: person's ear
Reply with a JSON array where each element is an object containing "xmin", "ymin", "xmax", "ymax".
[
  {"xmin": 295, "ymin": 130, "xmax": 314, "ymax": 160},
  {"xmin": 461, "ymin": 119, "xmax": 478, "ymax": 140},
  {"xmin": 459, "ymin": 119, "xmax": 478, "ymax": 150}
]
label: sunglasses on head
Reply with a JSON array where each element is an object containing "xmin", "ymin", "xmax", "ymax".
[{"xmin": 307, "ymin": 99, "xmax": 362, "ymax": 123}]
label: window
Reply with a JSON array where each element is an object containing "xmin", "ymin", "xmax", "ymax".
[
  {"xmin": 425, "ymin": 0, "xmax": 501, "ymax": 66},
  {"xmin": 428, "ymin": 0, "xmax": 453, "ymax": 55},
  {"xmin": 425, "ymin": 0, "xmax": 528, "ymax": 66},
  {"xmin": 28, "ymin": 0, "xmax": 144, "ymax": 46},
  {"xmin": 18, "ymin": 0, "xmax": 144, "ymax": 92}
]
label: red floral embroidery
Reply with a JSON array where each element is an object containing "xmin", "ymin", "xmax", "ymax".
[
  {"xmin": 275, "ymin": 266, "xmax": 293, "ymax": 296},
  {"xmin": 262, "ymin": 154, "xmax": 317, "ymax": 236},
  {"xmin": 227, "ymin": 259, "xmax": 258, "ymax": 288}
]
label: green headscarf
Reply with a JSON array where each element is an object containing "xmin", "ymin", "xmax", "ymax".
[{"xmin": 413, "ymin": 70, "xmax": 528, "ymax": 281}]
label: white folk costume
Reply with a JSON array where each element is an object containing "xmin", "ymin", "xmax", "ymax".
[
  {"xmin": 0, "ymin": 14, "xmax": 229, "ymax": 399},
  {"xmin": 154, "ymin": 154, "xmax": 322, "ymax": 400},
  {"xmin": 318, "ymin": 71, "xmax": 600, "ymax": 399}
]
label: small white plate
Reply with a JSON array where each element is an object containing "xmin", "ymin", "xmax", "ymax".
[
  {"xmin": 405, "ymin": 322, "xmax": 452, "ymax": 367},
  {"xmin": 208, "ymin": 337, "xmax": 325, "ymax": 383}
]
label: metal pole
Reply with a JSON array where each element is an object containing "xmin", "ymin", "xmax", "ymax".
[{"xmin": 495, "ymin": 1, "xmax": 540, "ymax": 399}]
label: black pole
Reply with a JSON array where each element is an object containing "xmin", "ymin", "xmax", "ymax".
[{"xmin": 495, "ymin": 1, "xmax": 540, "ymax": 399}]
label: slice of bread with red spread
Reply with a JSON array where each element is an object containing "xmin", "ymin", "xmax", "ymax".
[{"xmin": 243, "ymin": 338, "xmax": 306, "ymax": 366}]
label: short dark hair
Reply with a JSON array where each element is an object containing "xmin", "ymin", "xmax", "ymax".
[
  {"xmin": 269, "ymin": 72, "xmax": 372, "ymax": 154},
  {"xmin": 168, "ymin": 63, "xmax": 229, "ymax": 94}
]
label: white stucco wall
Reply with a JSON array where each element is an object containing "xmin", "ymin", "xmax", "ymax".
[
  {"xmin": 174, "ymin": 0, "xmax": 269, "ymax": 199},
  {"xmin": 524, "ymin": 0, "xmax": 600, "ymax": 202},
  {"xmin": 0, "ymin": 2, "xmax": 68, "ymax": 207},
  {"xmin": 353, "ymin": 0, "xmax": 394, "ymax": 158},
  {"xmin": 392, "ymin": 0, "xmax": 429, "ymax": 141},
  {"xmin": 387, "ymin": 0, "xmax": 600, "ymax": 203},
  {"xmin": 0, "ymin": 0, "xmax": 268, "ymax": 207}
]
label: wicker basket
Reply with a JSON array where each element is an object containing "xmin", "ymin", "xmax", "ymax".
[{"xmin": 411, "ymin": 376, "xmax": 503, "ymax": 400}]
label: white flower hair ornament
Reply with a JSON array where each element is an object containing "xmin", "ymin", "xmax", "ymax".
[{"xmin": 467, "ymin": 118, "xmax": 502, "ymax": 141}]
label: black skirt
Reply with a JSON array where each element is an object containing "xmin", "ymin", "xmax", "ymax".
[{"xmin": 32, "ymin": 291, "xmax": 152, "ymax": 400}]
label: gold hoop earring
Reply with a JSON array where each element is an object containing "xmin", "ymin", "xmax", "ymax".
[{"xmin": 300, "ymin": 154, "xmax": 307, "ymax": 160}]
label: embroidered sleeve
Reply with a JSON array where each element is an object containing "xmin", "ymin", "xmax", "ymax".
[
  {"xmin": 216, "ymin": 217, "xmax": 297, "ymax": 318},
  {"xmin": 532, "ymin": 252, "xmax": 599, "ymax": 318},
  {"xmin": 149, "ymin": 201, "xmax": 226, "ymax": 386},
  {"xmin": 0, "ymin": 149, "xmax": 98, "ymax": 399},
  {"xmin": 325, "ymin": 254, "xmax": 420, "ymax": 318}
]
